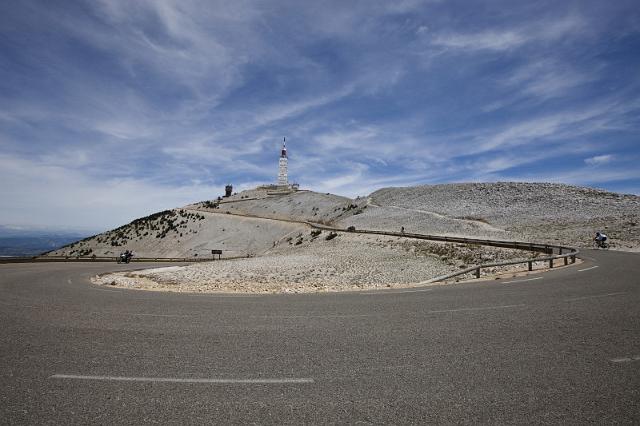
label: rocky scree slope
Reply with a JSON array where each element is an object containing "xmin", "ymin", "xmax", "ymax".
[
  {"xmin": 341, "ymin": 182, "xmax": 639, "ymax": 250},
  {"xmin": 187, "ymin": 188, "xmax": 368, "ymax": 225}
]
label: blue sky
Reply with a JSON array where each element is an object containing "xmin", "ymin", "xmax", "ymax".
[{"xmin": 1, "ymin": 0, "xmax": 639, "ymax": 231}]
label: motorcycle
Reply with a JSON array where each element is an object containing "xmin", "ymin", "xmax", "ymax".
[
  {"xmin": 117, "ymin": 252, "xmax": 133, "ymax": 264},
  {"xmin": 593, "ymin": 239, "xmax": 609, "ymax": 249}
]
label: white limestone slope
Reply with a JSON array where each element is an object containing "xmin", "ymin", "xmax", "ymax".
[
  {"xmin": 339, "ymin": 182, "xmax": 640, "ymax": 250},
  {"xmin": 187, "ymin": 188, "xmax": 364, "ymax": 224},
  {"xmin": 47, "ymin": 209, "xmax": 306, "ymax": 258}
]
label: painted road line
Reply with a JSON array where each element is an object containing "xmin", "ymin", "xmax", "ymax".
[
  {"xmin": 191, "ymin": 294, "xmax": 264, "ymax": 298},
  {"xmin": 578, "ymin": 265, "xmax": 599, "ymax": 272},
  {"xmin": 50, "ymin": 374, "xmax": 314, "ymax": 384},
  {"xmin": 130, "ymin": 313, "xmax": 191, "ymax": 318},
  {"xmin": 92, "ymin": 287, "xmax": 122, "ymax": 293},
  {"xmin": 564, "ymin": 292, "xmax": 626, "ymax": 302},
  {"xmin": 361, "ymin": 288, "xmax": 434, "ymax": 295},
  {"xmin": 610, "ymin": 356, "xmax": 640, "ymax": 363},
  {"xmin": 257, "ymin": 314, "xmax": 371, "ymax": 319},
  {"xmin": 579, "ymin": 255, "xmax": 598, "ymax": 262},
  {"xmin": 427, "ymin": 304, "xmax": 526, "ymax": 314},
  {"xmin": 502, "ymin": 277, "xmax": 543, "ymax": 284}
]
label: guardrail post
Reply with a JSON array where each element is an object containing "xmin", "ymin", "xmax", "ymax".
[
  {"xmin": 559, "ymin": 247, "xmax": 563, "ymax": 255},
  {"xmin": 528, "ymin": 261, "xmax": 533, "ymax": 271},
  {"xmin": 549, "ymin": 259, "xmax": 554, "ymax": 268},
  {"xmin": 571, "ymin": 255, "xmax": 575, "ymax": 264},
  {"xmin": 564, "ymin": 256, "xmax": 568, "ymax": 265},
  {"xmin": 475, "ymin": 268, "xmax": 480, "ymax": 278}
]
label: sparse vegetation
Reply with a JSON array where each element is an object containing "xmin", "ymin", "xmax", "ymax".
[
  {"xmin": 56, "ymin": 209, "xmax": 207, "ymax": 254},
  {"xmin": 325, "ymin": 232, "xmax": 338, "ymax": 241},
  {"xmin": 200, "ymin": 200, "xmax": 219, "ymax": 209}
]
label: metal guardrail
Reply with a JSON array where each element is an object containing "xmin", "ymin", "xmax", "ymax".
[{"xmin": 424, "ymin": 250, "xmax": 578, "ymax": 283}]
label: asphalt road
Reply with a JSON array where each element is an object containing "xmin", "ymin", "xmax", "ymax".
[{"xmin": 1, "ymin": 250, "xmax": 638, "ymax": 424}]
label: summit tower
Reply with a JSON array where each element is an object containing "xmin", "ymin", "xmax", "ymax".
[{"xmin": 278, "ymin": 137, "xmax": 288, "ymax": 187}]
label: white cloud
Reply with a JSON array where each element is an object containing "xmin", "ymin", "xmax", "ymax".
[
  {"xmin": 253, "ymin": 86, "xmax": 355, "ymax": 126},
  {"xmin": 431, "ymin": 15, "xmax": 585, "ymax": 52},
  {"xmin": 472, "ymin": 100, "xmax": 633, "ymax": 153},
  {"xmin": 432, "ymin": 30, "xmax": 526, "ymax": 51},
  {"xmin": 505, "ymin": 59, "xmax": 598, "ymax": 100},
  {"xmin": 0, "ymin": 154, "xmax": 224, "ymax": 230},
  {"xmin": 584, "ymin": 154, "xmax": 614, "ymax": 165}
]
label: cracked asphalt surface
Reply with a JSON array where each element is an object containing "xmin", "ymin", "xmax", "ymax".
[{"xmin": 1, "ymin": 249, "xmax": 638, "ymax": 424}]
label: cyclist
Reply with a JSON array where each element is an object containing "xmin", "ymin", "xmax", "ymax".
[{"xmin": 594, "ymin": 231, "xmax": 608, "ymax": 248}]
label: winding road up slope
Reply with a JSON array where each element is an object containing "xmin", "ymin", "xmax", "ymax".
[{"xmin": 1, "ymin": 250, "xmax": 639, "ymax": 423}]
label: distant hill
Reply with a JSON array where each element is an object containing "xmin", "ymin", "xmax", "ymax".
[{"xmin": 0, "ymin": 227, "xmax": 91, "ymax": 256}]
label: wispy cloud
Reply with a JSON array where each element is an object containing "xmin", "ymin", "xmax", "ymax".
[
  {"xmin": 584, "ymin": 154, "xmax": 614, "ymax": 166},
  {"xmin": 430, "ymin": 15, "xmax": 585, "ymax": 52},
  {"xmin": 505, "ymin": 58, "xmax": 599, "ymax": 100}
]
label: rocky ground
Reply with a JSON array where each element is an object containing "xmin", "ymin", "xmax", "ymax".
[
  {"xmin": 188, "ymin": 188, "xmax": 366, "ymax": 225},
  {"xmin": 93, "ymin": 231, "xmax": 536, "ymax": 293},
  {"xmin": 342, "ymin": 182, "xmax": 640, "ymax": 250}
]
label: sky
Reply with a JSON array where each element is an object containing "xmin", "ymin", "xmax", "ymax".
[{"xmin": 1, "ymin": 0, "xmax": 639, "ymax": 232}]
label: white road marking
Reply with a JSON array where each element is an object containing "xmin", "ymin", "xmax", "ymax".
[
  {"xmin": 564, "ymin": 292, "xmax": 626, "ymax": 302},
  {"xmin": 258, "ymin": 314, "xmax": 370, "ymax": 319},
  {"xmin": 578, "ymin": 265, "xmax": 599, "ymax": 272},
  {"xmin": 130, "ymin": 313, "xmax": 191, "ymax": 318},
  {"xmin": 427, "ymin": 304, "xmax": 526, "ymax": 314},
  {"xmin": 361, "ymin": 288, "xmax": 433, "ymax": 295},
  {"xmin": 50, "ymin": 374, "xmax": 314, "ymax": 384},
  {"xmin": 192, "ymin": 294, "xmax": 264, "ymax": 298},
  {"xmin": 580, "ymin": 255, "xmax": 598, "ymax": 262},
  {"xmin": 502, "ymin": 277, "xmax": 543, "ymax": 284},
  {"xmin": 92, "ymin": 287, "xmax": 122, "ymax": 293},
  {"xmin": 610, "ymin": 356, "xmax": 640, "ymax": 364}
]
